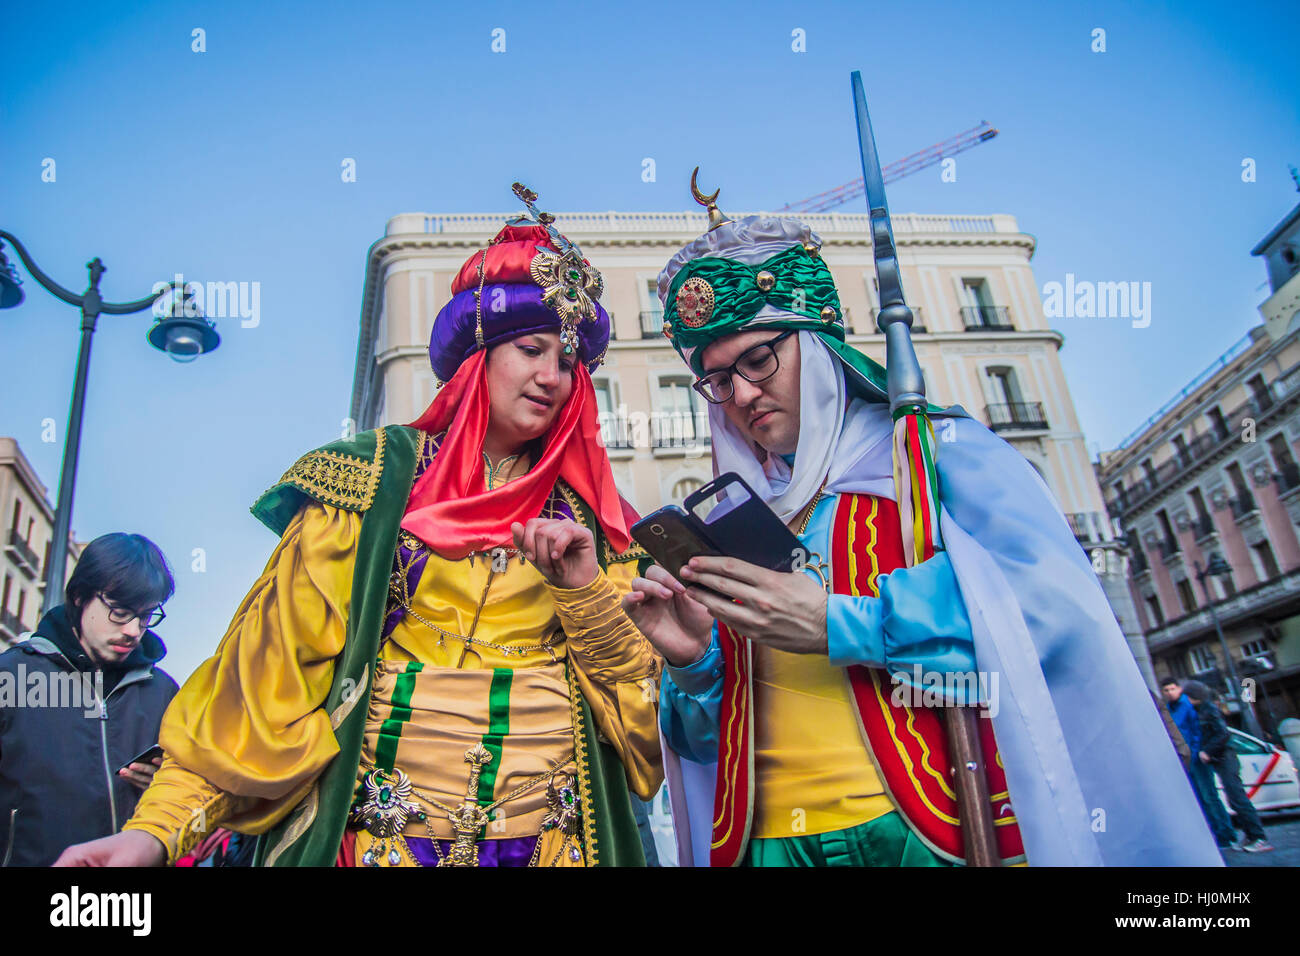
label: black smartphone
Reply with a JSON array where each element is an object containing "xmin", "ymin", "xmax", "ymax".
[
  {"xmin": 684, "ymin": 473, "xmax": 807, "ymax": 573},
  {"xmin": 631, "ymin": 506, "xmax": 723, "ymax": 581},
  {"xmin": 118, "ymin": 744, "xmax": 164, "ymax": 774},
  {"xmin": 632, "ymin": 472, "xmax": 808, "ymax": 581}
]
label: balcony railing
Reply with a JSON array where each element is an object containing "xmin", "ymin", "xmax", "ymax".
[
  {"xmin": 1066, "ymin": 511, "xmax": 1108, "ymax": 544},
  {"xmin": 1230, "ymin": 490, "xmax": 1257, "ymax": 519},
  {"xmin": 651, "ymin": 412, "xmax": 711, "ymax": 449},
  {"xmin": 961, "ymin": 305, "xmax": 1013, "ymax": 331},
  {"xmin": 985, "ymin": 402, "xmax": 1048, "ymax": 432},
  {"xmin": 1109, "ymin": 393, "xmax": 1291, "ymax": 517},
  {"xmin": 597, "ymin": 414, "xmax": 635, "ymax": 449},
  {"xmin": 640, "ymin": 310, "xmax": 665, "ymax": 339},
  {"xmin": 5, "ymin": 529, "xmax": 40, "ymax": 579},
  {"xmin": 597, "ymin": 410, "xmax": 712, "ymax": 450}
]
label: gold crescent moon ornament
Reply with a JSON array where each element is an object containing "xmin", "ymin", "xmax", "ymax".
[{"xmin": 690, "ymin": 166, "xmax": 732, "ymax": 232}]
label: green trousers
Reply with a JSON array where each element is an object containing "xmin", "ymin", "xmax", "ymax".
[{"xmin": 743, "ymin": 811, "xmax": 954, "ymax": 867}]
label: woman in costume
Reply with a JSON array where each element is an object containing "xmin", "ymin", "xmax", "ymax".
[{"xmin": 56, "ymin": 185, "xmax": 662, "ymax": 868}]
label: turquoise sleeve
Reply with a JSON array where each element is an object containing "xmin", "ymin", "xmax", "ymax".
[
  {"xmin": 659, "ymin": 624, "xmax": 723, "ymax": 763},
  {"xmin": 825, "ymin": 551, "xmax": 979, "ymax": 705}
]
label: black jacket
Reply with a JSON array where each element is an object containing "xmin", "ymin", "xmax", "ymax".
[
  {"xmin": 0, "ymin": 605, "xmax": 177, "ymax": 866},
  {"xmin": 1193, "ymin": 697, "xmax": 1233, "ymax": 762}
]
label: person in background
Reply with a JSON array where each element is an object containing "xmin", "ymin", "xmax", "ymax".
[
  {"xmin": 1181, "ymin": 679, "xmax": 1273, "ymax": 853},
  {"xmin": 1161, "ymin": 677, "xmax": 1235, "ymax": 849},
  {"xmin": 0, "ymin": 533, "xmax": 177, "ymax": 866}
]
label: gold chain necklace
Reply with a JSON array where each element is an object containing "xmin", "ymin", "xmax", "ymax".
[
  {"xmin": 399, "ymin": 601, "xmax": 562, "ymax": 662},
  {"xmin": 794, "ymin": 477, "xmax": 830, "ymax": 536},
  {"xmin": 388, "ymin": 534, "xmax": 560, "ymax": 663},
  {"xmin": 792, "ymin": 478, "xmax": 831, "ymax": 591}
]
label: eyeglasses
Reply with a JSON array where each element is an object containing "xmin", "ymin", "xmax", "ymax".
[
  {"xmin": 98, "ymin": 593, "xmax": 166, "ymax": 629},
  {"xmin": 692, "ymin": 330, "xmax": 796, "ymax": 405}
]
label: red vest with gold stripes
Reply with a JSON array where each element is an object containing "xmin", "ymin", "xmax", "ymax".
[{"xmin": 710, "ymin": 492, "xmax": 1026, "ymax": 867}]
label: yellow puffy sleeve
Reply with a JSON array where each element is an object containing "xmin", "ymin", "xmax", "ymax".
[
  {"xmin": 548, "ymin": 561, "xmax": 663, "ymax": 801},
  {"xmin": 123, "ymin": 501, "xmax": 361, "ymax": 861}
]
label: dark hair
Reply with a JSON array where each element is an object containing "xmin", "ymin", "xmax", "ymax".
[
  {"xmin": 1159, "ymin": 676, "xmax": 1180, "ymax": 687},
  {"xmin": 1180, "ymin": 679, "xmax": 1213, "ymax": 703},
  {"xmin": 65, "ymin": 533, "xmax": 175, "ymax": 626}
]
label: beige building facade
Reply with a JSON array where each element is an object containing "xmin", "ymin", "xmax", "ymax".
[
  {"xmin": 0, "ymin": 437, "xmax": 80, "ymax": 646},
  {"xmin": 1098, "ymin": 199, "xmax": 1300, "ymax": 735},
  {"xmin": 350, "ymin": 208, "xmax": 1141, "ymax": 667}
]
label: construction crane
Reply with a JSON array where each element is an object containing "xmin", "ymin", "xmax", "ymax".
[{"xmin": 778, "ymin": 121, "xmax": 998, "ymax": 213}]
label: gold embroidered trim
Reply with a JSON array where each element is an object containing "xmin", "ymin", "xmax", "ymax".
[
  {"xmin": 567, "ymin": 661, "xmax": 597, "ymax": 866},
  {"xmin": 271, "ymin": 428, "xmax": 387, "ymax": 513},
  {"xmin": 606, "ymin": 538, "xmax": 648, "ymax": 565},
  {"xmin": 265, "ymin": 783, "xmax": 320, "ymax": 867},
  {"xmin": 554, "ymin": 480, "xmax": 589, "ymax": 530},
  {"xmin": 330, "ymin": 663, "xmax": 369, "ymax": 729},
  {"xmin": 417, "ymin": 430, "xmax": 441, "ymax": 474}
]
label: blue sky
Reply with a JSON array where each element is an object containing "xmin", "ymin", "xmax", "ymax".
[{"xmin": 2, "ymin": 0, "xmax": 1296, "ymax": 680}]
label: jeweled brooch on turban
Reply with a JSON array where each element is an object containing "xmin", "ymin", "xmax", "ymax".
[
  {"xmin": 529, "ymin": 247, "xmax": 604, "ymax": 355},
  {"xmin": 675, "ymin": 276, "xmax": 716, "ymax": 328}
]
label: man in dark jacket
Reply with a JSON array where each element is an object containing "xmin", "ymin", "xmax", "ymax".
[
  {"xmin": 0, "ymin": 533, "xmax": 178, "ymax": 866},
  {"xmin": 1181, "ymin": 679, "xmax": 1273, "ymax": 853},
  {"xmin": 1162, "ymin": 677, "xmax": 1235, "ymax": 848}
]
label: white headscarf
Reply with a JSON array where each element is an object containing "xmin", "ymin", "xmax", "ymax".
[{"xmin": 708, "ymin": 330, "xmax": 897, "ymax": 522}]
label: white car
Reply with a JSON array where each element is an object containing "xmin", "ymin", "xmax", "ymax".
[{"xmin": 1216, "ymin": 728, "xmax": 1300, "ymax": 813}]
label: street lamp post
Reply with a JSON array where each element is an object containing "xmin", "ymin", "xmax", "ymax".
[
  {"xmin": 0, "ymin": 232, "xmax": 220, "ymax": 616},
  {"xmin": 1193, "ymin": 552, "xmax": 1267, "ymax": 739}
]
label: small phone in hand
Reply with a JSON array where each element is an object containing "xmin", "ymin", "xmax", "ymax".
[{"xmin": 118, "ymin": 744, "xmax": 164, "ymax": 775}]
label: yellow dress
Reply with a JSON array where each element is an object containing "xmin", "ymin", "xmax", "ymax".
[{"xmin": 124, "ymin": 457, "xmax": 662, "ymax": 865}]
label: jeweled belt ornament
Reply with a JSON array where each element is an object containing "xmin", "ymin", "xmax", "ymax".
[
  {"xmin": 350, "ymin": 767, "xmax": 421, "ymax": 866},
  {"xmin": 351, "ymin": 744, "xmax": 581, "ymax": 867}
]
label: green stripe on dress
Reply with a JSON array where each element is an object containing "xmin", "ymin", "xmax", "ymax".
[
  {"xmin": 374, "ymin": 661, "xmax": 424, "ymax": 772},
  {"xmin": 475, "ymin": 669, "xmax": 513, "ymax": 830}
]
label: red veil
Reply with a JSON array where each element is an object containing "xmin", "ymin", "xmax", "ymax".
[{"xmin": 400, "ymin": 350, "xmax": 635, "ymax": 559}]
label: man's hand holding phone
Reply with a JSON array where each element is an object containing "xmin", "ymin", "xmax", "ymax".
[
  {"xmin": 678, "ymin": 556, "xmax": 829, "ymax": 655},
  {"xmin": 622, "ymin": 565, "xmax": 714, "ymax": 668}
]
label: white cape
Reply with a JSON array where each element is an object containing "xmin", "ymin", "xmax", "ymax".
[{"xmin": 662, "ymin": 335, "xmax": 1222, "ymax": 867}]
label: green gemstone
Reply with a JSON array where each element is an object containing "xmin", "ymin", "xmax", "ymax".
[
  {"xmin": 565, "ymin": 288, "xmax": 578, "ymax": 300},
  {"xmin": 379, "ymin": 786, "xmax": 391, "ymax": 803},
  {"xmin": 563, "ymin": 344, "xmax": 574, "ymax": 355},
  {"xmin": 566, "ymin": 269, "xmax": 580, "ymax": 282}
]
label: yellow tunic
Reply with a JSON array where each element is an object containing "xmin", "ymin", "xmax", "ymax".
[
  {"xmin": 125, "ymin": 486, "xmax": 662, "ymax": 863},
  {"xmin": 751, "ymin": 645, "xmax": 894, "ymax": 838},
  {"xmin": 749, "ymin": 493, "xmax": 894, "ymax": 839}
]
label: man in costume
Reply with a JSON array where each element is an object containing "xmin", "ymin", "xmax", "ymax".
[
  {"xmin": 56, "ymin": 184, "xmax": 661, "ymax": 867},
  {"xmin": 623, "ymin": 181, "xmax": 1223, "ymax": 867}
]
